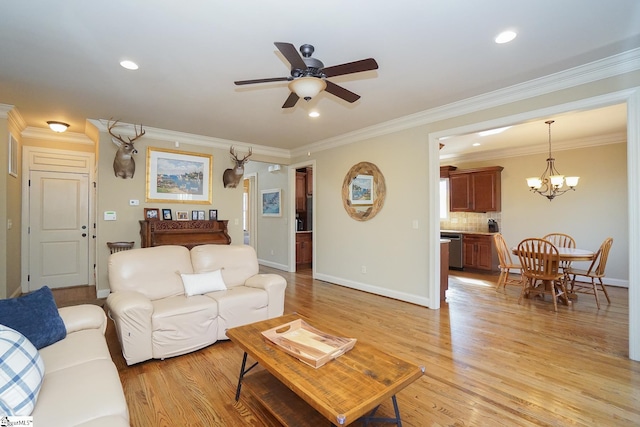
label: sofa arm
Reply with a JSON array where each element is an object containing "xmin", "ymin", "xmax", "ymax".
[
  {"xmin": 106, "ymin": 290, "xmax": 154, "ymax": 365},
  {"xmin": 245, "ymin": 274, "xmax": 287, "ymax": 318},
  {"xmin": 58, "ymin": 304, "xmax": 107, "ymax": 335}
]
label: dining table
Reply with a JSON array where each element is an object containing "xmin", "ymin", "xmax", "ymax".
[{"xmin": 512, "ymin": 246, "xmax": 596, "ymax": 305}]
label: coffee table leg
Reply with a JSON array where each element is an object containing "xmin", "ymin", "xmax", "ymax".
[
  {"xmin": 235, "ymin": 352, "xmax": 259, "ymax": 401},
  {"xmin": 360, "ymin": 395, "xmax": 403, "ymax": 426}
]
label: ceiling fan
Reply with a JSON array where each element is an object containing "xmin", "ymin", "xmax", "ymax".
[{"xmin": 234, "ymin": 42, "xmax": 379, "ymax": 109}]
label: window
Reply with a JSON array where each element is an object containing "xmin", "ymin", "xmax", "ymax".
[{"xmin": 439, "ymin": 178, "xmax": 449, "ymax": 219}]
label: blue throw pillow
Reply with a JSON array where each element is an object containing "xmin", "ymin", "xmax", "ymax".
[{"xmin": 0, "ymin": 286, "xmax": 66, "ymax": 349}]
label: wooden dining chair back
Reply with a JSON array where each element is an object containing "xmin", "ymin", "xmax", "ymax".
[
  {"xmin": 543, "ymin": 233, "xmax": 576, "ymax": 273},
  {"xmin": 107, "ymin": 241, "xmax": 135, "ymax": 254},
  {"xmin": 516, "ymin": 238, "xmax": 568, "ymax": 312},
  {"xmin": 493, "ymin": 233, "xmax": 522, "ymax": 291},
  {"xmin": 566, "ymin": 237, "xmax": 613, "ymax": 309}
]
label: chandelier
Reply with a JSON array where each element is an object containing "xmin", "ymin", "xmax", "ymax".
[{"xmin": 526, "ymin": 120, "xmax": 579, "ymax": 200}]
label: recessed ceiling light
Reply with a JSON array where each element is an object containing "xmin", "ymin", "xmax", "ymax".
[
  {"xmin": 308, "ymin": 111, "xmax": 320, "ymax": 118},
  {"xmin": 495, "ymin": 30, "xmax": 517, "ymax": 44},
  {"xmin": 472, "ymin": 142, "xmax": 481, "ymax": 147},
  {"xmin": 120, "ymin": 60, "xmax": 139, "ymax": 70}
]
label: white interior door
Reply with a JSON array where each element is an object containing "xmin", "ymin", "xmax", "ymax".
[{"xmin": 28, "ymin": 170, "xmax": 90, "ymax": 290}]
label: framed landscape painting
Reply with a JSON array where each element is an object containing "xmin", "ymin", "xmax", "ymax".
[
  {"xmin": 261, "ymin": 188, "xmax": 281, "ymax": 217},
  {"xmin": 349, "ymin": 174, "xmax": 374, "ymax": 205},
  {"xmin": 146, "ymin": 147, "xmax": 212, "ymax": 204}
]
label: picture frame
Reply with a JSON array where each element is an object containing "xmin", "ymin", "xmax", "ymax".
[
  {"xmin": 261, "ymin": 188, "xmax": 282, "ymax": 217},
  {"xmin": 209, "ymin": 209, "xmax": 218, "ymax": 220},
  {"xmin": 162, "ymin": 208, "xmax": 172, "ymax": 220},
  {"xmin": 349, "ymin": 174, "xmax": 374, "ymax": 205},
  {"xmin": 176, "ymin": 210, "xmax": 189, "ymax": 221},
  {"xmin": 146, "ymin": 147, "xmax": 212, "ymax": 204},
  {"xmin": 198, "ymin": 210, "xmax": 206, "ymax": 220},
  {"xmin": 8, "ymin": 132, "xmax": 18, "ymax": 177},
  {"xmin": 191, "ymin": 210, "xmax": 199, "ymax": 220},
  {"xmin": 144, "ymin": 208, "xmax": 160, "ymax": 220}
]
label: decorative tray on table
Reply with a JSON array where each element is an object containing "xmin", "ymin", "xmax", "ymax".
[{"xmin": 261, "ymin": 319, "xmax": 357, "ymax": 368}]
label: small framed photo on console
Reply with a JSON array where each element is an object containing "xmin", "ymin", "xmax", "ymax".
[
  {"xmin": 176, "ymin": 211, "xmax": 189, "ymax": 221},
  {"xmin": 162, "ymin": 209, "xmax": 172, "ymax": 220},
  {"xmin": 209, "ymin": 209, "xmax": 218, "ymax": 220},
  {"xmin": 144, "ymin": 208, "xmax": 160, "ymax": 220}
]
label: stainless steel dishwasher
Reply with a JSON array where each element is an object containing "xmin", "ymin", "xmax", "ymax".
[{"xmin": 441, "ymin": 232, "xmax": 463, "ymax": 270}]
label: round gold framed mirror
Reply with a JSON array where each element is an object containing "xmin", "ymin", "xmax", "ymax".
[{"xmin": 341, "ymin": 162, "xmax": 386, "ymax": 221}]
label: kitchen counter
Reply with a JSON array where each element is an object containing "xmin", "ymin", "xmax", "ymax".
[{"xmin": 440, "ymin": 229, "xmax": 497, "ymax": 236}]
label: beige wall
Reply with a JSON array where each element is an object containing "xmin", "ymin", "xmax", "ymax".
[
  {"xmin": 244, "ymin": 161, "xmax": 290, "ymax": 268},
  {"xmin": 308, "ymin": 126, "xmax": 432, "ymax": 304},
  {"xmin": 96, "ymin": 133, "xmax": 246, "ymax": 295},
  {"xmin": 449, "ymin": 142, "xmax": 628, "ymax": 283}
]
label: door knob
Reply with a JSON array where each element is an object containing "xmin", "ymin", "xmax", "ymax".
[{"xmin": 82, "ymin": 233, "xmax": 87, "ymax": 237}]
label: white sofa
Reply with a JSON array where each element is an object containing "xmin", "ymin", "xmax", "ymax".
[
  {"xmin": 107, "ymin": 244, "xmax": 287, "ymax": 365},
  {"xmin": 33, "ymin": 304, "xmax": 129, "ymax": 426}
]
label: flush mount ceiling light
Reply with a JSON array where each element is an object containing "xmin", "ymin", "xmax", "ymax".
[
  {"xmin": 526, "ymin": 120, "xmax": 579, "ymax": 201},
  {"xmin": 47, "ymin": 121, "xmax": 69, "ymax": 132},
  {"xmin": 288, "ymin": 76, "xmax": 327, "ymax": 101},
  {"xmin": 119, "ymin": 60, "xmax": 139, "ymax": 70},
  {"xmin": 495, "ymin": 30, "xmax": 517, "ymax": 44},
  {"xmin": 308, "ymin": 111, "xmax": 320, "ymax": 118}
]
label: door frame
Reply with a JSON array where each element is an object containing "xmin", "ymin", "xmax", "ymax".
[
  {"xmin": 244, "ymin": 173, "xmax": 258, "ymax": 251},
  {"xmin": 428, "ymin": 87, "xmax": 640, "ymax": 359},
  {"xmin": 21, "ymin": 146, "xmax": 96, "ymax": 293},
  {"xmin": 288, "ymin": 160, "xmax": 316, "ymax": 274}
]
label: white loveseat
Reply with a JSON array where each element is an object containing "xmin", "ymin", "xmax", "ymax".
[
  {"xmin": 107, "ymin": 244, "xmax": 287, "ymax": 365},
  {"xmin": 34, "ymin": 304, "xmax": 129, "ymax": 426}
]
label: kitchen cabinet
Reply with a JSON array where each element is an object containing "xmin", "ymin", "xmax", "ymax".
[
  {"xmin": 449, "ymin": 166, "xmax": 503, "ymax": 212},
  {"xmin": 296, "ymin": 232, "xmax": 312, "ymax": 265},
  {"xmin": 306, "ymin": 168, "xmax": 313, "ymax": 195},
  {"xmin": 463, "ymin": 233, "xmax": 498, "ymax": 271},
  {"xmin": 296, "ymin": 171, "xmax": 306, "ymax": 212}
]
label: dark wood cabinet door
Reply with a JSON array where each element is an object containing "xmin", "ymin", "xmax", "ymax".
[
  {"xmin": 449, "ymin": 174, "xmax": 472, "ymax": 211},
  {"xmin": 296, "ymin": 173, "xmax": 306, "ymax": 211},
  {"xmin": 472, "ymin": 171, "xmax": 501, "ymax": 212}
]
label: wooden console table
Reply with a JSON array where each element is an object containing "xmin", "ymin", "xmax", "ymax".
[{"xmin": 139, "ymin": 220, "xmax": 231, "ymax": 249}]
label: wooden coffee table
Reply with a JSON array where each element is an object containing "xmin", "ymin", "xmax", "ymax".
[{"xmin": 227, "ymin": 314, "xmax": 424, "ymax": 426}]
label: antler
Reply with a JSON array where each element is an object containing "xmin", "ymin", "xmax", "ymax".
[
  {"xmin": 229, "ymin": 146, "xmax": 252, "ymax": 163},
  {"xmin": 241, "ymin": 147, "xmax": 253, "ymax": 162},
  {"xmin": 107, "ymin": 119, "xmax": 145, "ymax": 143}
]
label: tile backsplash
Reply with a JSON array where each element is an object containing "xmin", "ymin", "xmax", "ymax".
[{"xmin": 440, "ymin": 212, "xmax": 502, "ymax": 232}]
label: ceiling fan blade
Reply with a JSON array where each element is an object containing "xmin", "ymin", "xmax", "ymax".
[
  {"xmin": 274, "ymin": 42, "xmax": 307, "ymax": 70},
  {"xmin": 324, "ymin": 80, "xmax": 360, "ymax": 103},
  {"xmin": 322, "ymin": 58, "xmax": 378, "ymax": 78},
  {"xmin": 282, "ymin": 92, "xmax": 299, "ymax": 108},
  {"xmin": 234, "ymin": 77, "xmax": 289, "ymax": 86}
]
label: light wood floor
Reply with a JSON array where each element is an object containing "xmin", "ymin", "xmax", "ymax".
[{"xmin": 55, "ymin": 268, "xmax": 640, "ymax": 426}]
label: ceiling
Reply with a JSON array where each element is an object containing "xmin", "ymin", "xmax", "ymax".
[{"xmin": 1, "ymin": 1, "xmax": 639, "ymax": 155}]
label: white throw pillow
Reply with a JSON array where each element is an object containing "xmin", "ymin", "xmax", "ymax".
[
  {"xmin": 0, "ymin": 324, "xmax": 45, "ymax": 416},
  {"xmin": 180, "ymin": 269, "xmax": 227, "ymax": 296}
]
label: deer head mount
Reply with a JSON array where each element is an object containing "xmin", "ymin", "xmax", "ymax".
[
  {"xmin": 223, "ymin": 146, "xmax": 252, "ymax": 188},
  {"xmin": 108, "ymin": 119, "xmax": 145, "ymax": 179}
]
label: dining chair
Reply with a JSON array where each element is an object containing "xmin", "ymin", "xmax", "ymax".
[
  {"xmin": 516, "ymin": 238, "xmax": 568, "ymax": 312},
  {"xmin": 565, "ymin": 237, "xmax": 613, "ymax": 309},
  {"xmin": 543, "ymin": 232, "xmax": 576, "ymax": 279},
  {"xmin": 493, "ymin": 233, "xmax": 523, "ymax": 291},
  {"xmin": 107, "ymin": 241, "xmax": 135, "ymax": 254}
]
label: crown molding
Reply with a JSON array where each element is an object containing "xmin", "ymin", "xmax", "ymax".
[
  {"xmin": 22, "ymin": 127, "xmax": 94, "ymax": 145},
  {"xmin": 1, "ymin": 103, "xmax": 28, "ymax": 132},
  {"xmin": 0, "ymin": 103, "xmax": 13, "ymax": 117},
  {"xmin": 292, "ymin": 48, "xmax": 640, "ymax": 157},
  {"xmin": 440, "ymin": 131, "xmax": 627, "ymax": 164},
  {"xmin": 87, "ymin": 119, "xmax": 291, "ymax": 159}
]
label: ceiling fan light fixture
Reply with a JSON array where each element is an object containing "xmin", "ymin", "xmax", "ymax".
[
  {"xmin": 289, "ymin": 77, "xmax": 326, "ymax": 101},
  {"xmin": 47, "ymin": 121, "xmax": 70, "ymax": 132}
]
